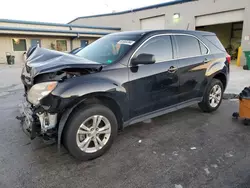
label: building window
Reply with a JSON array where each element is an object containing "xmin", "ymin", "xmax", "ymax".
[
  {"xmin": 12, "ymin": 39, "xmax": 27, "ymax": 51},
  {"xmin": 56, "ymin": 40, "xmax": 67, "ymax": 51}
]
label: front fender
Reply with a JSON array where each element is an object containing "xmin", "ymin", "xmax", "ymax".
[
  {"xmin": 52, "ymin": 76, "xmax": 126, "ymax": 98},
  {"xmin": 50, "ymin": 76, "xmax": 128, "ymax": 118},
  {"xmin": 51, "ymin": 76, "xmax": 128, "ymax": 115},
  {"xmin": 53, "ymin": 76, "xmax": 128, "ymax": 150}
]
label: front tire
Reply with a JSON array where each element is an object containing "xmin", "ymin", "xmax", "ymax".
[
  {"xmin": 199, "ymin": 79, "xmax": 224, "ymax": 112},
  {"xmin": 63, "ymin": 104, "xmax": 118, "ymax": 161}
]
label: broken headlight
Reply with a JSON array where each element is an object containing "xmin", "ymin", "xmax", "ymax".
[{"xmin": 27, "ymin": 81, "xmax": 57, "ymax": 105}]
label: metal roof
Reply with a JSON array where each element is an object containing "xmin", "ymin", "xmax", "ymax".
[
  {"xmin": 0, "ymin": 19, "xmax": 121, "ymax": 30},
  {"xmin": 68, "ymin": 0, "xmax": 193, "ymax": 23},
  {"xmin": 0, "ymin": 26, "xmax": 111, "ymax": 36}
]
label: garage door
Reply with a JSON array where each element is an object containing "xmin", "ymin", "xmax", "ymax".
[
  {"xmin": 140, "ymin": 15, "xmax": 165, "ymax": 30},
  {"xmin": 196, "ymin": 9, "xmax": 244, "ymax": 27}
]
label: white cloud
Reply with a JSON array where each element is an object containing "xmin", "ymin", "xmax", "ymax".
[{"xmin": 0, "ymin": 0, "xmax": 173, "ymax": 23}]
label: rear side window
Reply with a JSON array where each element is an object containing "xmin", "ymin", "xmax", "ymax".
[
  {"xmin": 134, "ymin": 35, "xmax": 173, "ymax": 63},
  {"xmin": 199, "ymin": 42, "xmax": 208, "ymax": 55},
  {"xmin": 175, "ymin": 35, "xmax": 202, "ymax": 58},
  {"xmin": 204, "ymin": 35, "xmax": 225, "ymax": 52}
]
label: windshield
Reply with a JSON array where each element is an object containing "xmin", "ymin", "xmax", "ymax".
[{"xmin": 75, "ymin": 34, "xmax": 141, "ymax": 64}]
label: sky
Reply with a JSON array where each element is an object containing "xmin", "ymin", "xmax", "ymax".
[{"xmin": 0, "ymin": 0, "xmax": 172, "ymax": 24}]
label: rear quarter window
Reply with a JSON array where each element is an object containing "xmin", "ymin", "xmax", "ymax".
[
  {"xmin": 203, "ymin": 35, "xmax": 226, "ymax": 52},
  {"xmin": 199, "ymin": 42, "xmax": 209, "ymax": 55}
]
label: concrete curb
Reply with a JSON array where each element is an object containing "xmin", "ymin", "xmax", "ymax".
[{"xmin": 223, "ymin": 93, "xmax": 239, "ymax": 100}]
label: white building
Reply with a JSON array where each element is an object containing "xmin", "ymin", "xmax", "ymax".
[
  {"xmin": 69, "ymin": 0, "xmax": 250, "ymax": 65},
  {"xmin": 0, "ymin": 19, "xmax": 120, "ymax": 64}
]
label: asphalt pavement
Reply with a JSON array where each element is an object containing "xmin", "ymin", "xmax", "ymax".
[
  {"xmin": 225, "ymin": 64, "xmax": 250, "ymax": 95},
  {"xmin": 0, "ymin": 89, "xmax": 250, "ymax": 188}
]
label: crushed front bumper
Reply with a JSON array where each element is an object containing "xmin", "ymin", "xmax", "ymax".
[
  {"xmin": 19, "ymin": 98, "xmax": 59, "ymax": 140},
  {"xmin": 19, "ymin": 100, "xmax": 37, "ymax": 139}
]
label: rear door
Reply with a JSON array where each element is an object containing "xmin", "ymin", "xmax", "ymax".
[
  {"xmin": 173, "ymin": 34, "xmax": 212, "ymax": 103},
  {"xmin": 128, "ymin": 35, "xmax": 179, "ymax": 118}
]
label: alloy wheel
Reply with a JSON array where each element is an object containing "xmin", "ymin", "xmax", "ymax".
[
  {"xmin": 209, "ymin": 84, "xmax": 222, "ymax": 108},
  {"xmin": 76, "ymin": 115, "xmax": 111, "ymax": 153}
]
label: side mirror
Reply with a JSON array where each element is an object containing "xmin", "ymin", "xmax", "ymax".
[{"xmin": 131, "ymin": 53, "xmax": 156, "ymax": 66}]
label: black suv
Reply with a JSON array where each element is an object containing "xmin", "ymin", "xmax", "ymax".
[{"xmin": 21, "ymin": 30, "xmax": 230, "ymax": 160}]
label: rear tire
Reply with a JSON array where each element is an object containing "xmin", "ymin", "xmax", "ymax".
[
  {"xmin": 199, "ymin": 79, "xmax": 224, "ymax": 112},
  {"xmin": 63, "ymin": 104, "xmax": 118, "ymax": 161}
]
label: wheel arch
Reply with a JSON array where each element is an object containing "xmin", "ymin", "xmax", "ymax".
[
  {"xmin": 74, "ymin": 93, "xmax": 124, "ymax": 130},
  {"xmin": 213, "ymin": 72, "xmax": 227, "ymax": 91},
  {"xmin": 57, "ymin": 92, "xmax": 125, "ymax": 149}
]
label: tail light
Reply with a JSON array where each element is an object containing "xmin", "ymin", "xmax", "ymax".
[{"xmin": 226, "ymin": 54, "xmax": 231, "ymax": 64}]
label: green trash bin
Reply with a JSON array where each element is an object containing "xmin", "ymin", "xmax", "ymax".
[
  {"xmin": 10, "ymin": 56, "xmax": 15, "ymax": 64},
  {"xmin": 6, "ymin": 52, "xmax": 12, "ymax": 65},
  {"xmin": 244, "ymin": 51, "xmax": 250, "ymax": 70}
]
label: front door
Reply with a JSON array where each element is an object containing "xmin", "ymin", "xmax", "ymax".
[
  {"xmin": 173, "ymin": 35, "xmax": 212, "ymax": 103},
  {"xmin": 128, "ymin": 35, "xmax": 179, "ymax": 119},
  {"xmin": 81, "ymin": 40, "xmax": 89, "ymax": 48},
  {"xmin": 31, "ymin": 39, "xmax": 41, "ymax": 47}
]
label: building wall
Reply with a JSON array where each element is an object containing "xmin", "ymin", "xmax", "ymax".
[
  {"xmin": 0, "ymin": 36, "xmax": 12, "ymax": 64},
  {"xmin": 197, "ymin": 23, "xmax": 232, "ymax": 48},
  {"xmin": 197, "ymin": 22, "xmax": 243, "ymax": 51},
  {"xmin": 0, "ymin": 35, "xmax": 98, "ymax": 64},
  {"xmin": 41, "ymin": 37, "xmax": 71, "ymax": 51},
  {"xmin": 0, "ymin": 19, "xmax": 120, "ymax": 65},
  {"xmin": 72, "ymin": 0, "xmax": 250, "ymax": 60},
  {"xmin": 72, "ymin": 37, "xmax": 97, "ymax": 49}
]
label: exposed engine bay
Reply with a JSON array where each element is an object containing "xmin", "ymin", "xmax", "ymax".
[{"xmin": 34, "ymin": 68, "xmax": 98, "ymax": 85}]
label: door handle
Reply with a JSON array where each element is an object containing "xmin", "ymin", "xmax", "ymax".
[{"xmin": 168, "ymin": 66, "xmax": 177, "ymax": 73}]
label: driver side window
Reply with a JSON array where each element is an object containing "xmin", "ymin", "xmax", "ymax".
[{"xmin": 134, "ymin": 35, "xmax": 173, "ymax": 63}]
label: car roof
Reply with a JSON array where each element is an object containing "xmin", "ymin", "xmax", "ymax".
[{"xmin": 110, "ymin": 29, "xmax": 215, "ymax": 37}]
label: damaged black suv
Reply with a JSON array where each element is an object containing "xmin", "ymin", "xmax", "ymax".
[{"xmin": 21, "ymin": 30, "xmax": 230, "ymax": 160}]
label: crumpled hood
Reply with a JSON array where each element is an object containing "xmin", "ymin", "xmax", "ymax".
[{"xmin": 26, "ymin": 47, "xmax": 102, "ymax": 77}]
